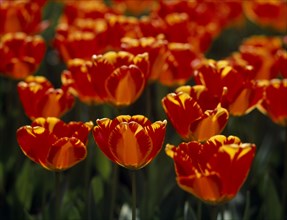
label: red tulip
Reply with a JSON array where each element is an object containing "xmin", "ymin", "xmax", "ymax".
[
  {"xmin": 121, "ymin": 36, "xmax": 168, "ymax": 81},
  {"xmin": 62, "ymin": 51, "xmax": 149, "ymax": 106},
  {"xmin": 158, "ymin": 42, "xmax": 203, "ymax": 86},
  {"xmin": 166, "ymin": 135, "xmax": 256, "ymax": 204},
  {"xmin": 93, "ymin": 115, "xmax": 167, "ymax": 169},
  {"xmin": 243, "ymin": 0, "xmax": 287, "ymax": 32},
  {"xmin": 0, "ymin": 0, "xmax": 48, "ymax": 35},
  {"xmin": 234, "ymin": 36, "xmax": 284, "ymax": 80},
  {"xmin": 110, "ymin": 0, "xmax": 156, "ymax": 15},
  {"xmin": 60, "ymin": 0, "xmax": 113, "ymax": 25},
  {"xmin": 16, "ymin": 117, "xmax": 93, "ymax": 171},
  {"xmin": 162, "ymin": 85, "xmax": 229, "ymax": 141},
  {"xmin": 0, "ymin": 32, "xmax": 46, "ymax": 79},
  {"xmin": 258, "ymin": 79, "xmax": 287, "ymax": 126},
  {"xmin": 194, "ymin": 59, "xmax": 263, "ymax": 116},
  {"xmin": 17, "ymin": 76, "xmax": 75, "ymax": 120},
  {"xmin": 105, "ymin": 14, "xmax": 142, "ymax": 49},
  {"xmin": 54, "ymin": 19, "xmax": 108, "ymax": 62}
]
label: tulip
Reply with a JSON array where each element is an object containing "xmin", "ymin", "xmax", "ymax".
[
  {"xmin": 17, "ymin": 76, "xmax": 75, "ymax": 120},
  {"xmin": 121, "ymin": 36, "xmax": 168, "ymax": 81},
  {"xmin": 162, "ymin": 85, "xmax": 229, "ymax": 141},
  {"xmin": 166, "ymin": 135, "xmax": 256, "ymax": 204},
  {"xmin": 93, "ymin": 115, "xmax": 167, "ymax": 169},
  {"xmin": 234, "ymin": 36, "xmax": 284, "ymax": 80},
  {"xmin": 53, "ymin": 19, "xmax": 108, "ymax": 62},
  {"xmin": 110, "ymin": 0, "xmax": 156, "ymax": 15},
  {"xmin": 0, "ymin": 32, "xmax": 46, "ymax": 79},
  {"xmin": 0, "ymin": 0, "xmax": 48, "ymax": 35},
  {"xmin": 243, "ymin": 0, "xmax": 287, "ymax": 32},
  {"xmin": 257, "ymin": 79, "xmax": 287, "ymax": 126},
  {"xmin": 194, "ymin": 59, "xmax": 263, "ymax": 116},
  {"xmin": 158, "ymin": 42, "xmax": 203, "ymax": 86},
  {"xmin": 16, "ymin": 117, "xmax": 93, "ymax": 171},
  {"xmin": 62, "ymin": 51, "xmax": 149, "ymax": 106},
  {"xmin": 105, "ymin": 14, "xmax": 142, "ymax": 49}
]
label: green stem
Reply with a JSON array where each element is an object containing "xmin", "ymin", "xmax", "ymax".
[
  {"xmin": 282, "ymin": 127, "xmax": 287, "ymax": 220},
  {"xmin": 54, "ymin": 172, "xmax": 62, "ymax": 220},
  {"xmin": 242, "ymin": 191, "xmax": 250, "ymax": 220},
  {"xmin": 109, "ymin": 164, "xmax": 119, "ymax": 220},
  {"xmin": 210, "ymin": 205, "xmax": 219, "ymax": 220},
  {"xmin": 197, "ymin": 200, "xmax": 202, "ymax": 220},
  {"xmin": 220, "ymin": 205, "xmax": 225, "ymax": 220},
  {"xmin": 85, "ymin": 105, "xmax": 98, "ymax": 219},
  {"xmin": 131, "ymin": 170, "xmax": 137, "ymax": 220}
]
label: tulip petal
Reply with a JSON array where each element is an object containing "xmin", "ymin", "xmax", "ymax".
[
  {"xmin": 260, "ymin": 79, "xmax": 287, "ymax": 126},
  {"xmin": 16, "ymin": 126, "xmax": 57, "ymax": 166},
  {"xmin": 166, "ymin": 142, "xmax": 203, "ymax": 177},
  {"xmin": 32, "ymin": 117, "xmax": 62, "ymax": 135},
  {"xmin": 65, "ymin": 121, "xmax": 94, "ymax": 143},
  {"xmin": 162, "ymin": 92, "xmax": 203, "ymax": 140},
  {"xmin": 144, "ymin": 120, "xmax": 167, "ymax": 163},
  {"xmin": 177, "ymin": 173, "xmax": 223, "ymax": 204},
  {"xmin": 66, "ymin": 59, "xmax": 103, "ymax": 103},
  {"xmin": 47, "ymin": 137, "xmax": 87, "ymax": 171},
  {"xmin": 93, "ymin": 118, "xmax": 115, "ymax": 161},
  {"xmin": 133, "ymin": 52, "xmax": 150, "ymax": 78},
  {"xmin": 210, "ymin": 143, "xmax": 255, "ymax": 197},
  {"xmin": 108, "ymin": 122, "xmax": 152, "ymax": 169},
  {"xmin": 106, "ymin": 65, "xmax": 146, "ymax": 106},
  {"xmin": 190, "ymin": 107, "xmax": 229, "ymax": 141},
  {"xmin": 131, "ymin": 115, "xmax": 151, "ymax": 126}
]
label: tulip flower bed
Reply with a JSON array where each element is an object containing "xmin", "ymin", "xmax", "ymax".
[{"xmin": 0, "ymin": 1, "xmax": 286, "ymax": 220}]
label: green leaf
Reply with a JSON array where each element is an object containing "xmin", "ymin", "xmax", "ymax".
[
  {"xmin": 94, "ymin": 147, "xmax": 112, "ymax": 181},
  {"xmin": 91, "ymin": 176, "xmax": 104, "ymax": 204},
  {"xmin": 259, "ymin": 172, "xmax": 282, "ymax": 220},
  {"xmin": 15, "ymin": 160, "xmax": 35, "ymax": 211}
]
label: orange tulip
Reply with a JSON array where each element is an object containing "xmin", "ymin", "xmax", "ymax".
[
  {"xmin": 54, "ymin": 20, "xmax": 108, "ymax": 62},
  {"xmin": 105, "ymin": 14, "xmax": 142, "ymax": 50},
  {"xmin": 62, "ymin": 51, "xmax": 149, "ymax": 106},
  {"xmin": 275, "ymin": 49, "xmax": 287, "ymax": 78},
  {"xmin": 17, "ymin": 76, "xmax": 75, "ymax": 120},
  {"xmin": 111, "ymin": 0, "xmax": 157, "ymax": 15},
  {"xmin": 162, "ymin": 85, "xmax": 229, "ymax": 141},
  {"xmin": 59, "ymin": 0, "xmax": 113, "ymax": 25},
  {"xmin": 0, "ymin": 0, "xmax": 48, "ymax": 35},
  {"xmin": 194, "ymin": 59, "xmax": 263, "ymax": 116},
  {"xmin": 257, "ymin": 79, "xmax": 287, "ymax": 126},
  {"xmin": 156, "ymin": 12, "xmax": 213, "ymax": 53},
  {"xmin": 138, "ymin": 15, "xmax": 166, "ymax": 38},
  {"xmin": 153, "ymin": 1, "xmax": 243, "ymax": 52},
  {"xmin": 155, "ymin": 0, "xmax": 243, "ymax": 28},
  {"xmin": 93, "ymin": 115, "xmax": 167, "ymax": 169},
  {"xmin": 231, "ymin": 36, "xmax": 284, "ymax": 80},
  {"xmin": 166, "ymin": 135, "xmax": 256, "ymax": 204},
  {"xmin": 243, "ymin": 0, "xmax": 287, "ymax": 32},
  {"xmin": 0, "ymin": 32, "xmax": 46, "ymax": 79},
  {"xmin": 159, "ymin": 42, "xmax": 203, "ymax": 86},
  {"xmin": 121, "ymin": 36, "xmax": 168, "ymax": 81},
  {"xmin": 16, "ymin": 117, "xmax": 93, "ymax": 171}
]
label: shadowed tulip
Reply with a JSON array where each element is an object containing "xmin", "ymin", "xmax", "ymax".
[
  {"xmin": 93, "ymin": 115, "xmax": 167, "ymax": 169},
  {"xmin": 62, "ymin": 51, "xmax": 149, "ymax": 106},
  {"xmin": 162, "ymin": 85, "xmax": 229, "ymax": 141},
  {"xmin": 16, "ymin": 117, "xmax": 93, "ymax": 171},
  {"xmin": 166, "ymin": 135, "xmax": 256, "ymax": 204},
  {"xmin": 257, "ymin": 79, "xmax": 287, "ymax": 126},
  {"xmin": 17, "ymin": 76, "xmax": 75, "ymax": 120},
  {"xmin": 0, "ymin": 32, "xmax": 46, "ymax": 79}
]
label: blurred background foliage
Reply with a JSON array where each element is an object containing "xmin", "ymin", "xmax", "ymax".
[{"xmin": 0, "ymin": 0, "xmax": 286, "ymax": 220}]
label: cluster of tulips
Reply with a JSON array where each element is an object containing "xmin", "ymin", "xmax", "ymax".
[{"xmin": 0, "ymin": 0, "xmax": 286, "ymax": 219}]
